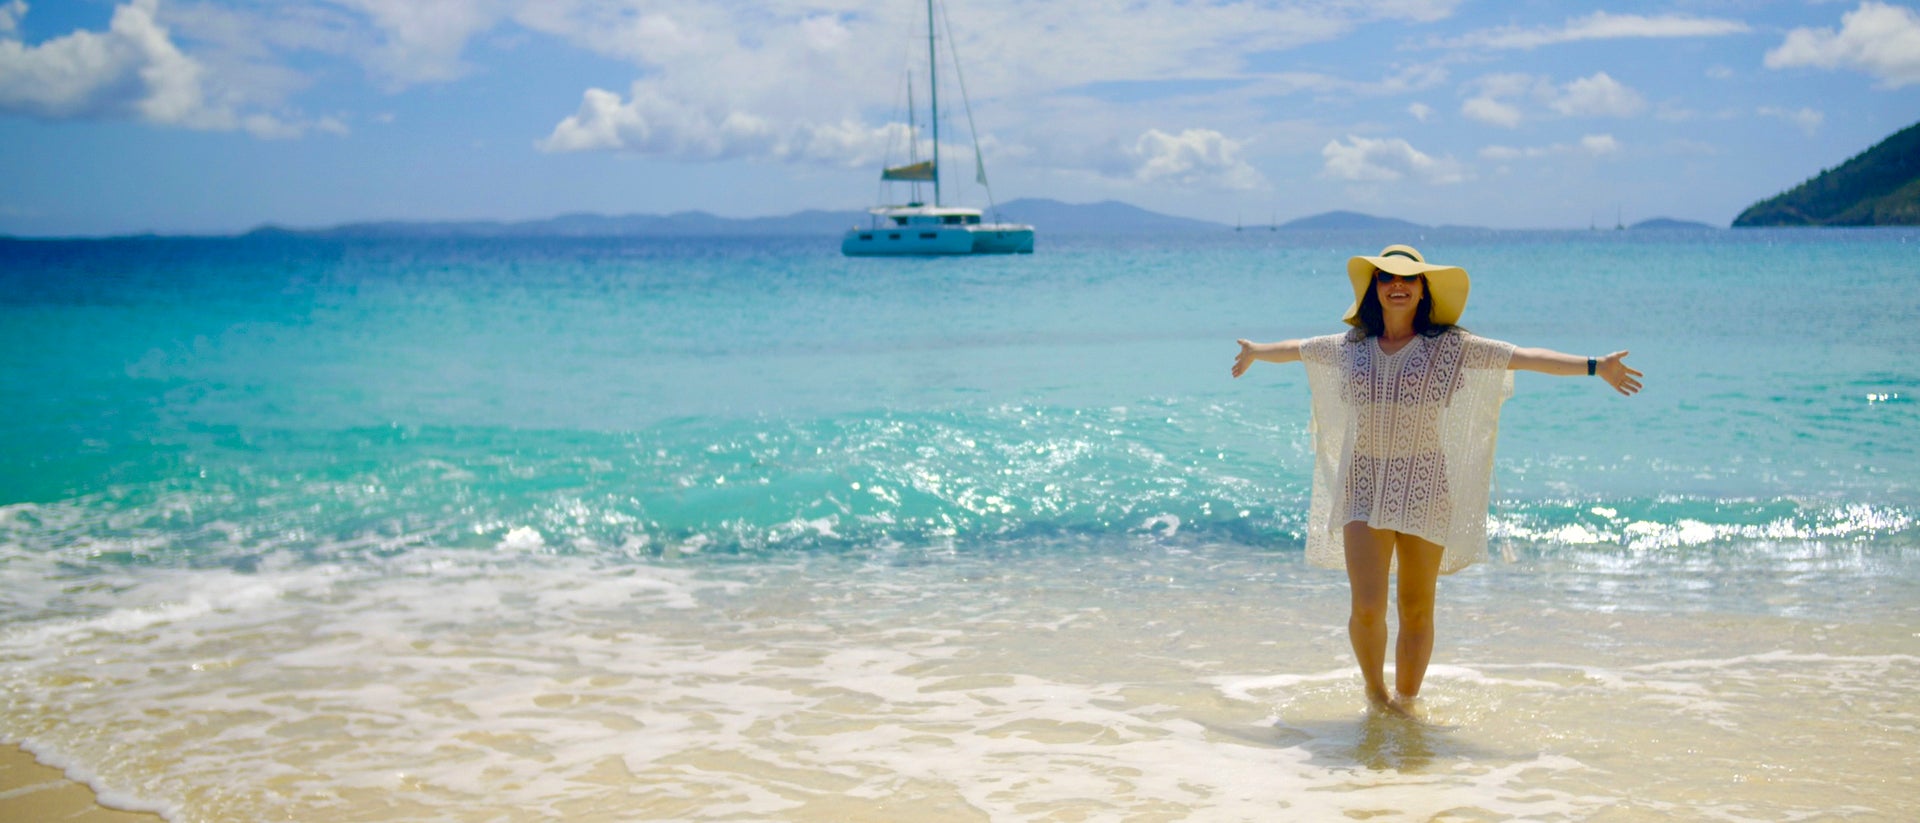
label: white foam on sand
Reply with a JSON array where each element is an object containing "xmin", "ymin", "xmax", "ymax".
[{"xmin": 1, "ymin": 536, "xmax": 1915, "ymax": 820}]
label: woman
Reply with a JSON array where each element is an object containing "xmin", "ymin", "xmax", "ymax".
[{"xmin": 1230, "ymin": 244, "xmax": 1642, "ymax": 715}]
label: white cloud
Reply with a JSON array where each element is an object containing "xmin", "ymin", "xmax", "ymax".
[
  {"xmin": 0, "ymin": 0, "xmax": 344, "ymax": 138},
  {"xmin": 1459, "ymin": 71, "xmax": 1644, "ymax": 125},
  {"xmin": 1758, "ymin": 106, "xmax": 1823, "ymax": 135},
  {"xmin": 1461, "ymin": 96, "xmax": 1522, "ymax": 127},
  {"xmin": 1454, "ymin": 11, "xmax": 1750, "ymax": 50},
  {"xmin": 1322, "ymin": 135, "xmax": 1469, "ymax": 184},
  {"xmin": 539, "ymin": 83, "xmax": 905, "ymax": 167},
  {"xmin": 1407, "ymin": 102, "xmax": 1434, "ymax": 122},
  {"xmin": 331, "ymin": 0, "xmax": 508, "ymax": 88},
  {"xmin": 1764, "ymin": 1, "xmax": 1920, "ymax": 89},
  {"xmin": 0, "ymin": 1, "xmax": 22, "ymax": 37},
  {"xmin": 1580, "ymin": 133, "xmax": 1619, "ymax": 155},
  {"xmin": 0, "ymin": 0, "xmax": 205, "ymax": 121},
  {"xmin": 518, "ymin": 1, "xmax": 1470, "ymax": 107},
  {"xmin": 1246, "ymin": 63, "xmax": 1449, "ymax": 100},
  {"xmin": 521, "ymin": 0, "xmax": 1478, "ymax": 170},
  {"xmin": 1479, "ymin": 133, "xmax": 1619, "ymax": 161},
  {"xmin": 1127, "ymin": 128, "xmax": 1264, "ymax": 189},
  {"xmin": 1549, "ymin": 72, "xmax": 1645, "ymax": 118},
  {"xmin": 1457, "ymin": 73, "xmax": 1542, "ymax": 127}
]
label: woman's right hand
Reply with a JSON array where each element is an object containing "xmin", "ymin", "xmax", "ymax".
[{"xmin": 1232, "ymin": 339, "xmax": 1256, "ymax": 378}]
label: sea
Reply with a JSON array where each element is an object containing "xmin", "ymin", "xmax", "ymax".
[{"xmin": 1, "ymin": 228, "xmax": 1916, "ymax": 821}]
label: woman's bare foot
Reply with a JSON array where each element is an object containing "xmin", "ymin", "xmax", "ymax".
[{"xmin": 1367, "ymin": 687, "xmax": 1414, "ymax": 718}]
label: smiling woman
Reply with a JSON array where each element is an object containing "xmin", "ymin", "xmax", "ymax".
[{"xmin": 1231, "ymin": 243, "xmax": 1642, "ymax": 715}]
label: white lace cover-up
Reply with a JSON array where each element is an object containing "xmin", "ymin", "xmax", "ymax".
[{"xmin": 1300, "ymin": 328, "xmax": 1515, "ymax": 574}]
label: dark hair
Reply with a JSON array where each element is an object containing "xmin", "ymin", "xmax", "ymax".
[{"xmin": 1352, "ymin": 274, "xmax": 1459, "ymax": 339}]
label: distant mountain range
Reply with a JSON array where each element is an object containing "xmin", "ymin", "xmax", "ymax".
[
  {"xmin": 245, "ymin": 200, "xmax": 1478, "ymax": 238},
  {"xmin": 235, "ymin": 201, "xmax": 1738, "ymax": 239},
  {"xmin": 1269, "ymin": 210, "xmax": 1426, "ymax": 231},
  {"xmin": 1627, "ymin": 217, "xmax": 1718, "ymax": 230},
  {"xmin": 247, "ymin": 198, "xmax": 1231, "ymax": 238},
  {"xmin": 1735, "ymin": 119, "xmax": 1920, "ymax": 226}
]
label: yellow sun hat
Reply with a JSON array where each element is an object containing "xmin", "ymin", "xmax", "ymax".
[{"xmin": 1342, "ymin": 244, "xmax": 1471, "ymax": 327}]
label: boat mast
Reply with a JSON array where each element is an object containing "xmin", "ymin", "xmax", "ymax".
[
  {"xmin": 926, "ymin": 0, "xmax": 940, "ymax": 207},
  {"xmin": 906, "ymin": 71, "xmax": 919, "ymax": 205}
]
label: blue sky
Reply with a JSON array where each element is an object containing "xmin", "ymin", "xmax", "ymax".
[{"xmin": 2, "ymin": 0, "xmax": 1918, "ymax": 236}]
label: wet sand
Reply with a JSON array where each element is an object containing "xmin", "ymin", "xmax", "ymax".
[{"xmin": 0, "ymin": 743, "xmax": 162, "ymax": 822}]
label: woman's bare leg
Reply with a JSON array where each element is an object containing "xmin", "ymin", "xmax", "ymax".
[
  {"xmin": 1342, "ymin": 521, "xmax": 1397, "ymax": 709},
  {"xmin": 1391, "ymin": 533, "xmax": 1447, "ymax": 703}
]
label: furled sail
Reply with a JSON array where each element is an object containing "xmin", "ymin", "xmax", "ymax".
[{"xmin": 881, "ymin": 160, "xmax": 935, "ymax": 181}]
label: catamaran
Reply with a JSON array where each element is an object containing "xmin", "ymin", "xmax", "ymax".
[{"xmin": 843, "ymin": 0, "xmax": 1034, "ymax": 256}]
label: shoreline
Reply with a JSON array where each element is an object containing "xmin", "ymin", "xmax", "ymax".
[{"xmin": 0, "ymin": 743, "xmax": 163, "ymax": 822}]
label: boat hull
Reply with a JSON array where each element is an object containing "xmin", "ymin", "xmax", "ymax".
[
  {"xmin": 967, "ymin": 225, "xmax": 1035, "ymax": 254},
  {"xmin": 841, "ymin": 224, "xmax": 1034, "ymax": 256}
]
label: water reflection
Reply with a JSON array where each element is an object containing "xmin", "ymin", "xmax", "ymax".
[{"xmin": 1350, "ymin": 711, "xmax": 1442, "ymax": 771}]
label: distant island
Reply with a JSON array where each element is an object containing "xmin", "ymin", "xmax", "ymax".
[
  {"xmin": 249, "ymin": 198, "xmax": 1231, "ymax": 238},
  {"xmin": 1629, "ymin": 217, "xmax": 1718, "ymax": 231},
  {"xmin": 1273, "ymin": 210, "xmax": 1425, "ymax": 231},
  {"xmin": 5, "ymin": 203, "xmax": 1755, "ymax": 240},
  {"xmin": 1734, "ymin": 119, "xmax": 1920, "ymax": 226},
  {"xmin": 242, "ymin": 203, "xmax": 1481, "ymax": 238}
]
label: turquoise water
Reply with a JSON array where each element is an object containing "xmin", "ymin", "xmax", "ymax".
[{"xmin": 3, "ymin": 230, "xmax": 1918, "ymax": 820}]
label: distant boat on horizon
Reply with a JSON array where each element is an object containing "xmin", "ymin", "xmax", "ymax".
[{"xmin": 843, "ymin": 0, "xmax": 1033, "ymax": 256}]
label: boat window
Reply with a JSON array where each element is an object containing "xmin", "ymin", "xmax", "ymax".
[
  {"xmin": 888, "ymin": 233, "xmax": 901, "ymax": 240},
  {"xmin": 967, "ymin": 215, "xmax": 980, "ymax": 224},
  {"xmin": 858, "ymin": 234, "xmax": 873, "ymax": 240},
  {"xmin": 920, "ymin": 232, "xmax": 938, "ymax": 239},
  {"xmin": 892, "ymin": 217, "xmax": 908, "ymax": 226},
  {"xmin": 943, "ymin": 215, "xmax": 962, "ymax": 225}
]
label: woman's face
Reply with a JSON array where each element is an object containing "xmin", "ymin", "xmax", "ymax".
[{"xmin": 1374, "ymin": 270, "xmax": 1425, "ymax": 314}]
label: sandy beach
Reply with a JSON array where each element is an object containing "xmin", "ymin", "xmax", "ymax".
[{"xmin": 1, "ymin": 744, "xmax": 161, "ymax": 822}]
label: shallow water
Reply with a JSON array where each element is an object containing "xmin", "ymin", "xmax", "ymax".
[{"xmin": 3, "ymin": 229, "xmax": 1918, "ymax": 820}]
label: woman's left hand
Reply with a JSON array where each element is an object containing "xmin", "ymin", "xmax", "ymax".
[{"xmin": 1598, "ymin": 350, "xmax": 1643, "ymax": 396}]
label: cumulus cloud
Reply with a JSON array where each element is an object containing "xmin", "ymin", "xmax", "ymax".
[
  {"xmin": 1127, "ymin": 128, "xmax": 1264, "ymax": 189},
  {"xmin": 1550, "ymin": 72, "xmax": 1644, "ymax": 117},
  {"xmin": 539, "ymin": 83, "xmax": 906, "ymax": 167},
  {"xmin": 1459, "ymin": 71, "xmax": 1644, "ymax": 126},
  {"xmin": 524, "ymin": 0, "xmax": 1479, "ymax": 170},
  {"xmin": 1480, "ymin": 133, "xmax": 1619, "ymax": 160},
  {"xmin": 1452, "ymin": 11, "xmax": 1749, "ymax": 50},
  {"xmin": 1580, "ymin": 133, "xmax": 1620, "ymax": 155},
  {"xmin": 1322, "ymin": 135, "xmax": 1469, "ymax": 184},
  {"xmin": 0, "ymin": 0, "xmax": 342, "ymax": 137},
  {"xmin": 0, "ymin": 0, "xmax": 207, "ymax": 122},
  {"xmin": 1764, "ymin": 1, "xmax": 1920, "ymax": 88},
  {"xmin": 1407, "ymin": 102, "xmax": 1434, "ymax": 122},
  {"xmin": 1458, "ymin": 72, "xmax": 1540, "ymax": 127},
  {"xmin": 1461, "ymin": 96, "xmax": 1523, "ymax": 127}
]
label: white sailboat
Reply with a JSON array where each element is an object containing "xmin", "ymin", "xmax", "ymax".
[{"xmin": 843, "ymin": 0, "xmax": 1034, "ymax": 256}]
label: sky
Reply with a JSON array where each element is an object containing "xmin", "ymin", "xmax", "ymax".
[{"xmin": 2, "ymin": 0, "xmax": 1919, "ymax": 236}]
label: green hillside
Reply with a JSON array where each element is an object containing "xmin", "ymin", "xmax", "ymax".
[{"xmin": 1733, "ymin": 120, "xmax": 1920, "ymax": 226}]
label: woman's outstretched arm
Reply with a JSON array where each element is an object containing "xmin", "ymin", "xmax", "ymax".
[
  {"xmin": 1232, "ymin": 339, "xmax": 1303, "ymax": 378},
  {"xmin": 1509, "ymin": 348, "xmax": 1643, "ymax": 396}
]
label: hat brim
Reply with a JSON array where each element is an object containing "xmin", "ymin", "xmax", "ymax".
[{"xmin": 1342, "ymin": 254, "xmax": 1471, "ymax": 327}]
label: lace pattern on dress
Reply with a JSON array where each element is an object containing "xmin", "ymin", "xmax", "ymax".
[{"xmin": 1300, "ymin": 328, "xmax": 1515, "ymax": 574}]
